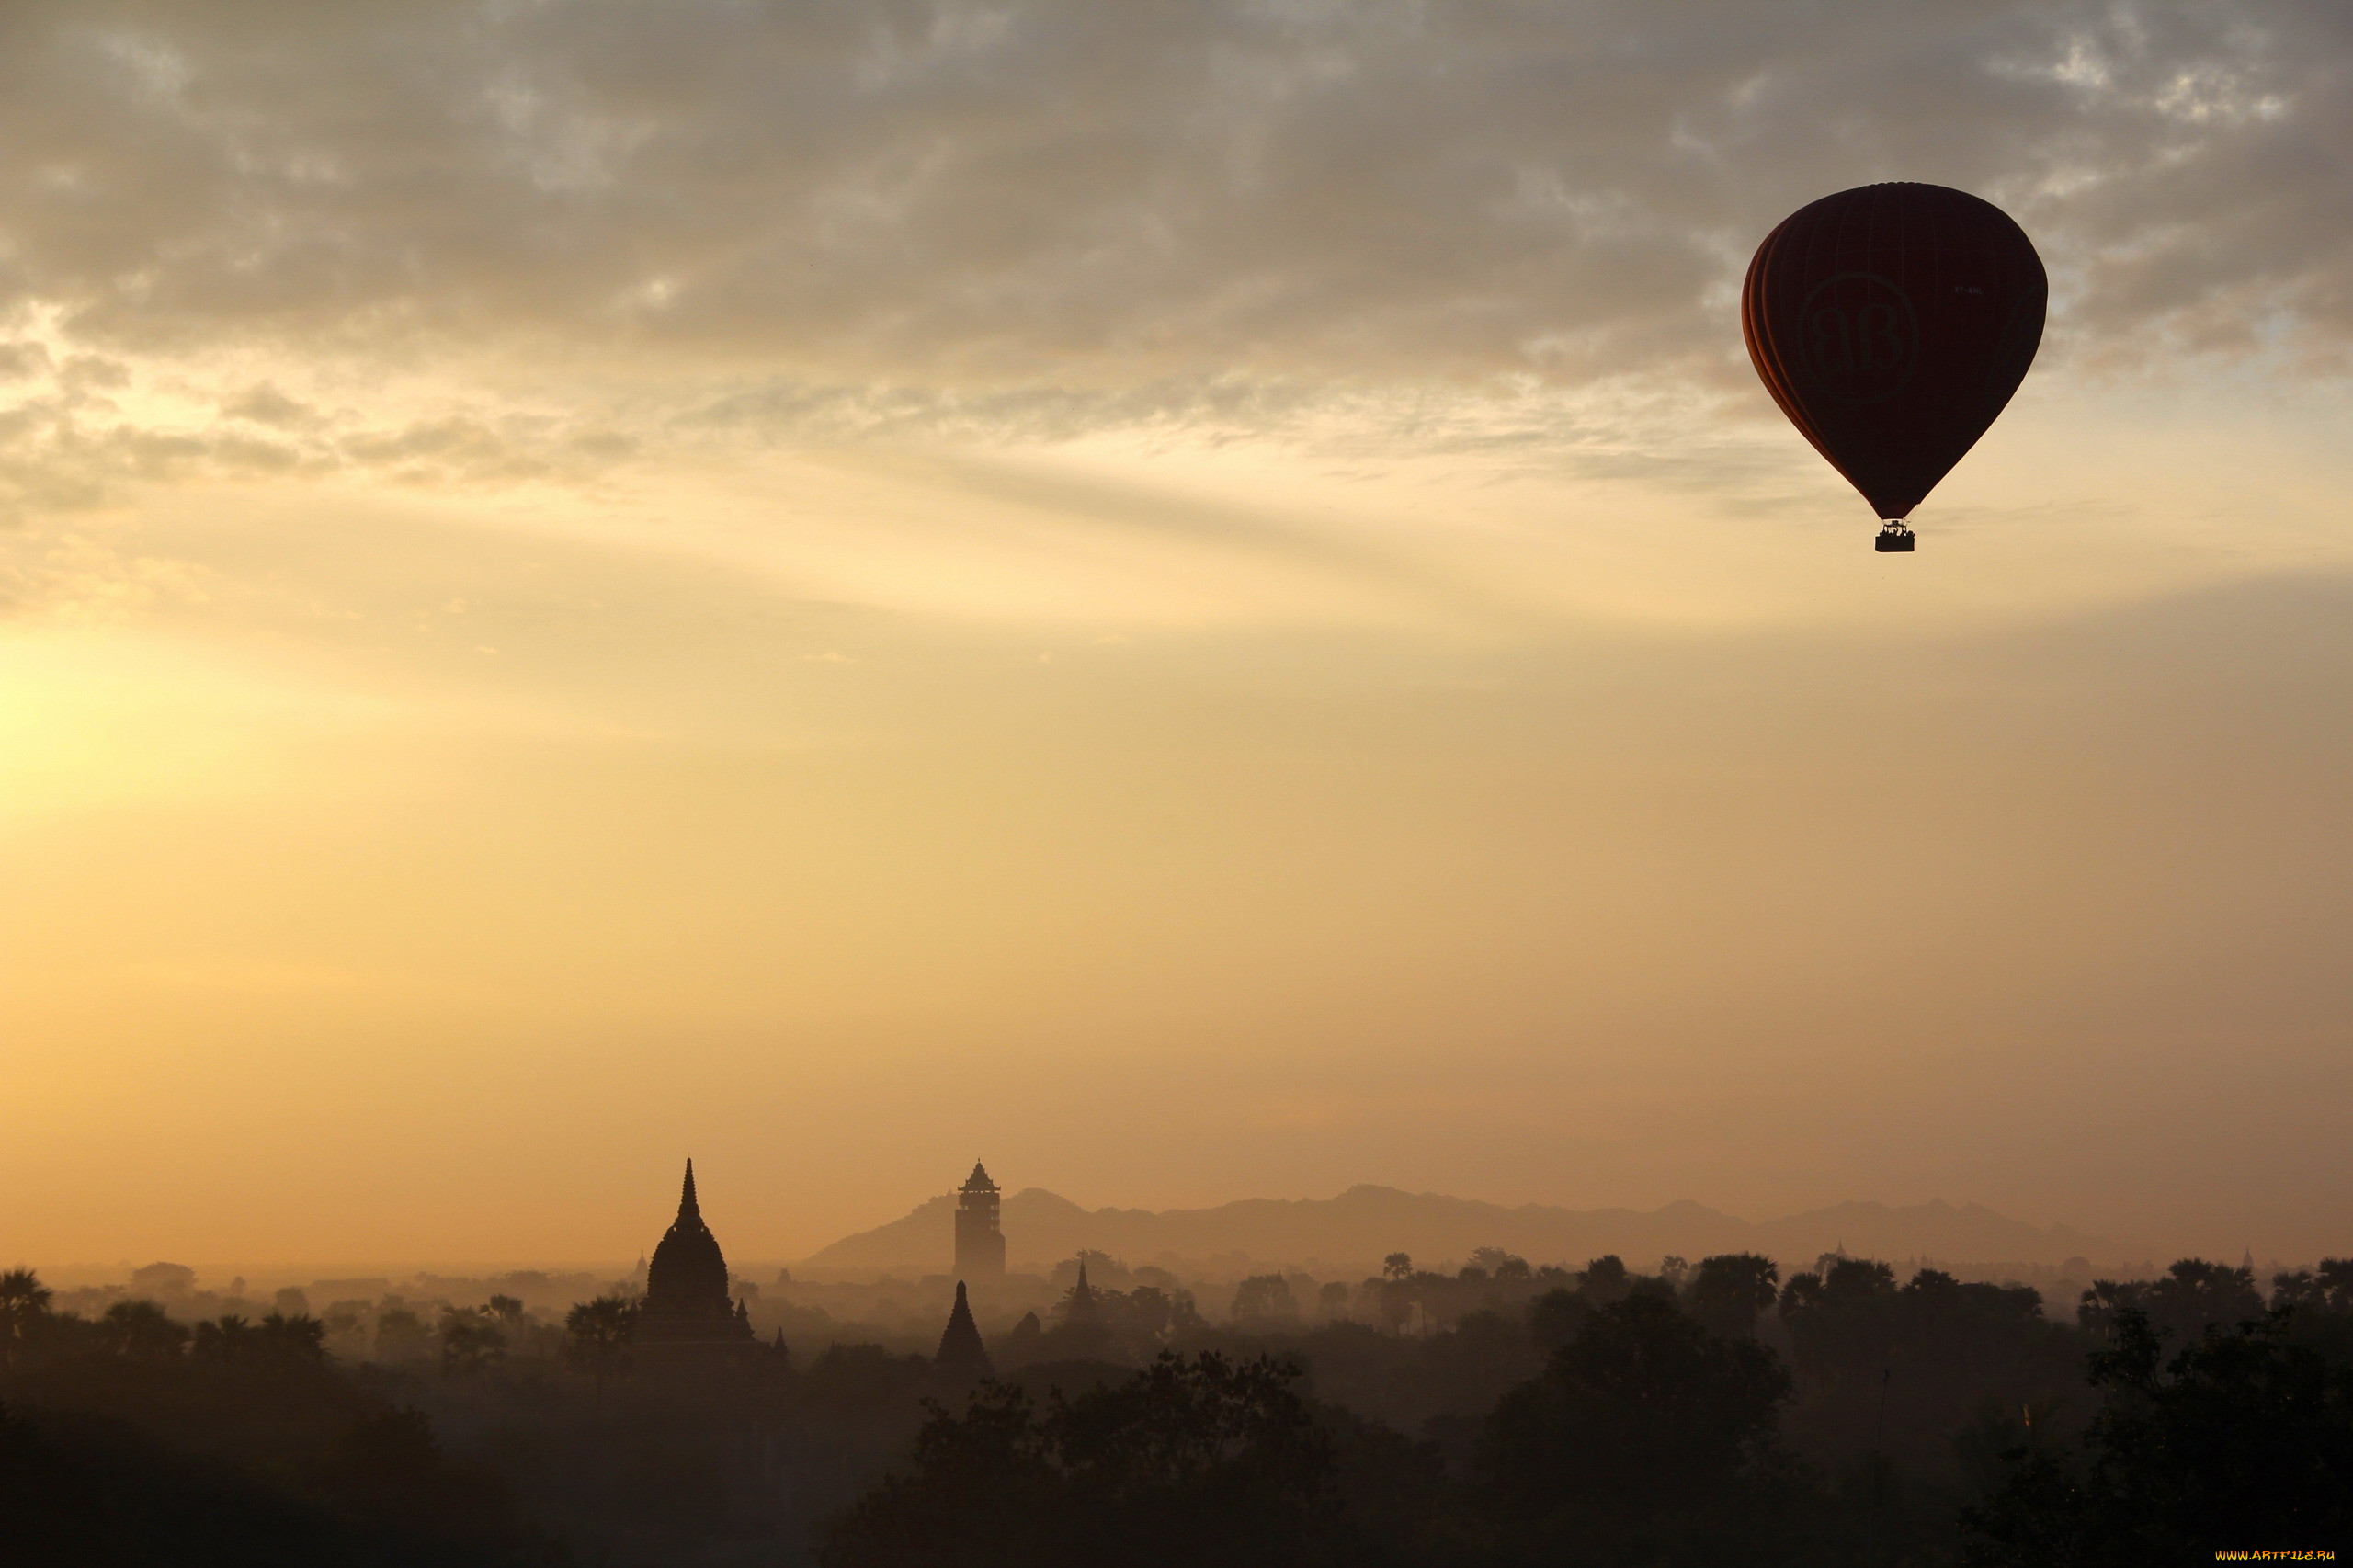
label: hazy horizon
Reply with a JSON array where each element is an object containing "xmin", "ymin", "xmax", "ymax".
[
  {"xmin": 4, "ymin": 1174, "xmax": 2299, "ymax": 1280},
  {"xmin": 6, "ymin": 3, "xmax": 2352, "ymax": 1273}
]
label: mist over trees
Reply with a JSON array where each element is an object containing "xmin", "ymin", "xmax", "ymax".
[{"xmin": 5, "ymin": 1242, "xmax": 2350, "ymax": 1563}]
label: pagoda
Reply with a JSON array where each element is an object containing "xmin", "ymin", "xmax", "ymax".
[
  {"xmin": 635, "ymin": 1159, "xmax": 756, "ymax": 1363},
  {"xmin": 934, "ymin": 1280, "xmax": 993, "ymax": 1380},
  {"xmin": 954, "ymin": 1159, "xmax": 1006, "ymax": 1283}
]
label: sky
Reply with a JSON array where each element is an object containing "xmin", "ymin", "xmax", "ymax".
[{"xmin": 4, "ymin": 0, "xmax": 2351, "ymax": 1269}]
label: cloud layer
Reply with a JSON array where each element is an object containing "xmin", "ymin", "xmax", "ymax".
[{"xmin": 2, "ymin": 0, "xmax": 2345, "ymax": 389}]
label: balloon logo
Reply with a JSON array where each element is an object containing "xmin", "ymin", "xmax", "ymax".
[
  {"xmin": 1795, "ymin": 274, "xmax": 1918, "ymax": 403},
  {"xmin": 1743, "ymin": 183, "xmax": 2046, "ymax": 551}
]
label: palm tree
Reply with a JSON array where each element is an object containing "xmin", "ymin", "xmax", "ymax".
[
  {"xmin": 99, "ymin": 1300, "xmax": 190, "ymax": 1359},
  {"xmin": 256, "ymin": 1311, "xmax": 328, "ymax": 1360},
  {"xmin": 438, "ymin": 1305, "xmax": 506, "ymax": 1379},
  {"xmin": 564, "ymin": 1294, "xmax": 637, "ymax": 1408},
  {"xmin": 192, "ymin": 1313, "xmax": 255, "ymax": 1360},
  {"xmin": 0, "ymin": 1268, "xmax": 53, "ymax": 1375}
]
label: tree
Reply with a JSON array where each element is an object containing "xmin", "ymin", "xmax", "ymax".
[
  {"xmin": 438, "ymin": 1305, "xmax": 506, "ymax": 1379},
  {"xmin": 1962, "ymin": 1306, "xmax": 2353, "ymax": 1563},
  {"xmin": 1231, "ymin": 1274, "xmax": 1299, "ymax": 1324},
  {"xmin": 1778, "ymin": 1257, "xmax": 1897, "ymax": 1381},
  {"xmin": 1119, "ymin": 1284, "xmax": 1202, "ymax": 1340},
  {"xmin": 373, "ymin": 1304, "xmax": 432, "ymax": 1363},
  {"xmin": 1480, "ymin": 1292, "xmax": 1802, "ymax": 1563},
  {"xmin": 1383, "ymin": 1253, "xmax": 1414, "ymax": 1280},
  {"xmin": 823, "ymin": 1381, "xmax": 1058, "ymax": 1568},
  {"xmin": 256, "ymin": 1311, "xmax": 328, "ymax": 1359},
  {"xmin": 192, "ymin": 1314, "xmax": 256, "ymax": 1361},
  {"xmin": 1578, "ymin": 1255, "xmax": 1631, "ymax": 1306},
  {"xmin": 1471, "ymin": 1247, "xmax": 1532, "ymax": 1281},
  {"xmin": 0, "ymin": 1268, "xmax": 53, "ymax": 1374},
  {"xmin": 128, "ymin": 1262, "xmax": 196, "ymax": 1296},
  {"xmin": 1527, "ymin": 1289, "xmax": 1590, "ymax": 1354},
  {"xmin": 186, "ymin": 1310, "xmax": 323, "ymax": 1363},
  {"xmin": 2080, "ymin": 1259, "xmax": 2265, "ymax": 1349},
  {"xmin": 564, "ymin": 1294, "xmax": 636, "ymax": 1403},
  {"xmin": 310, "ymin": 1405, "xmax": 521, "ymax": 1548},
  {"xmin": 1686, "ymin": 1254, "xmax": 1780, "ymax": 1339},
  {"xmin": 98, "ymin": 1299, "xmax": 190, "ymax": 1359},
  {"xmin": 823, "ymin": 1351, "xmax": 1338, "ymax": 1568}
]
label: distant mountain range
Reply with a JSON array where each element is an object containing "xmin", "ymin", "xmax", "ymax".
[{"xmin": 797, "ymin": 1185, "xmax": 2122, "ymax": 1278}]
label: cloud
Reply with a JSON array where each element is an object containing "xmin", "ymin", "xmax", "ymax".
[
  {"xmin": 0, "ymin": 1, "xmax": 2342, "ymax": 532},
  {"xmin": 221, "ymin": 381, "xmax": 318, "ymax": 429},
  {"xmin": 0, "ymin": 0, "xmax": 2341, "ymax": 399}
]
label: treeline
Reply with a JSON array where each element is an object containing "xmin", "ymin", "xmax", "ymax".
[
  {"xmin": 3, "ymin": 1256, "xmax": 2351, "ymax": 1563},
  {"xmin": 0, "ymin": 1269, "xmax": 538, "ymax": 1565},
  {"xmin": 830, "ymin": 1251, "xmax": 2353, "ymax": 1565}
]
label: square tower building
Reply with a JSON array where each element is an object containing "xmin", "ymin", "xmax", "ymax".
[{"xmin": 954, "ymin": 1160, "xmax": 1006, "ymax": 1281}]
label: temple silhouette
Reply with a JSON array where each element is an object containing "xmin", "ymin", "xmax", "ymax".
[
  {"xmin": 934, "ymin": 1280, "xmax": 992, "ymax": 1379},
  {"xmin": 954, "ymin": 1159, "xmax": 1006, "ymax": 1283},
  {"xmin": 636, "ymin": 1159, "xmax": 756, "ymax": 1363},
  {"xmin": 635, "ymin": 1157, "xmax": 1010, "ymax": 1374}
]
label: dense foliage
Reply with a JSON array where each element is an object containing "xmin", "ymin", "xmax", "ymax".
[{"xmin": 3, "ymin": 1254, "xmax": 2349, "ymax": 1564}]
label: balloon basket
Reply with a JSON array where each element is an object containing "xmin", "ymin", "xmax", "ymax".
[{"xmin": 1873, "ymin": 524, "xmax": 1916, "ymax": 553}]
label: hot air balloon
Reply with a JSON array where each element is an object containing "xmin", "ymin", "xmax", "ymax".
[{"xmin": 1742, "ymin": 183, "xmax": 2046, "ymax": 551}]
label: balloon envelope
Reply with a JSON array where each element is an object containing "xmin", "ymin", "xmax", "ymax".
[{"xmin": 1742, "ymin": 183, "xmax": 2046, "ymax": 523}]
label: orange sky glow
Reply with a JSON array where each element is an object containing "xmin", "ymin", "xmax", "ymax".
[{"xmin": 5, "ymin": 0, "xmax": 2350, "ymax": 1268}]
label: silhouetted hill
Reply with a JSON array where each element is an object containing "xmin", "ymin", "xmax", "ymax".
[{"xmin": 798, "ymin": 1186, "xmax": 2116, "ymax": 1278}]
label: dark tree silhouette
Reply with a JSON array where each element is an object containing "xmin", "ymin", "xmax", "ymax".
[
  {"xmin": 823, "ymin": 1351, "xmax": 1339, "ymax": 1568},
  {"xmin": 438, "ymin": 1306, "xmax": 507, "ymax": 1379},
  {"xmin": 192, "ymin": 1315, "xmax": 255, "ymax": 1361},
  {"xmin": 2079, "ymin": 1258, "xmax": 2266, "ymax": 1349},
  {"xmin": 0, "ymin": 1268, "xmax": 53, "ymax": 1374},
  {"xmin": 563, "ymin": 1294, "xmax": 636, "ymax": 1403},
  {"xmin": 1962, "ymin": 1305, "xmax": 2353, "ymax": 1563},
  {"xmin": 1526, "ymin": 1288, "xmax": 1591, "ymax": 1354},
  {"xmin": 1470, "ymin": 1247, "xmax": 1533, "ymax": 1282},
  {"xmin": 1685, "ymin": 1254, "xmax": 1780, "ymax": 1339},
  {"xmin": 1779, "ymin": 1257, "xmax": 1899, "ymax": 1381},
  {"xmin": 1479, "ymin": 1292, "xmax": 1806, "ymax": 1564},
  {"xmin": 97, "ymin": 1300, "xmax": 189, "ymax": 1360},
  {"xmin": 1231, "ymin": 1274, "xmax": 1299, "ymax": 1323},
  {"xmin": 309, "ymin": 1405, "xmax": 524, "ymax": 1551},
  {"xmin": 1577, "ymin": 1255, "xmax": 1631, "ymax": 1307},
  {"xmin": 371, "ymin": 1305, "xmax": 431, "ymax": 1363},
  {"xmin": 256, "ymin": 1312, "xmax": 327, "ymax": 1360}
]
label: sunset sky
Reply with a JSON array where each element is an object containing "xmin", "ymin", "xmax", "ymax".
[{"xmin": 5, "ymin": 0, "xmax": 2350, "ymax": 1268}]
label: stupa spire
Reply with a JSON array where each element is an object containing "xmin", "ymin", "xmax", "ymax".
[
  {"xmin": 679, "ymin": 1158, "xmax": 701, "ymax": 1223},
  {"xmin": 1067, "ymin": 1258, "xmax": 1100, "ymax": 1324},
  {"xmin": 936, "ymin": 1280, "xmax": 993, "ymax": 1376}
]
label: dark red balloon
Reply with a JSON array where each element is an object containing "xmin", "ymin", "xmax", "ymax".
[{"xmin": 1743, "ymin": 183, "xmax": 2046, "ymax": 530}]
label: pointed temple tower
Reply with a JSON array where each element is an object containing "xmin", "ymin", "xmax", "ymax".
[
  {"xmin": 954, "ymin": 1159, "xmax": 1006, "ymax": 1283},
  {"xmin": 935, "ymin": 1280, "xmax": 993, "ymax": 1379},
  {"xmin": 1054, "ymin": 1257, "xmax": 1111, "ymax": 1355},
  {"xmin": 636, "ymin": 1159, "xmax": 756, "ymax": 1364},
  {"xmin": 1065, "ymin": 1258, "xmax": 1100, "ymax": 1326}
]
